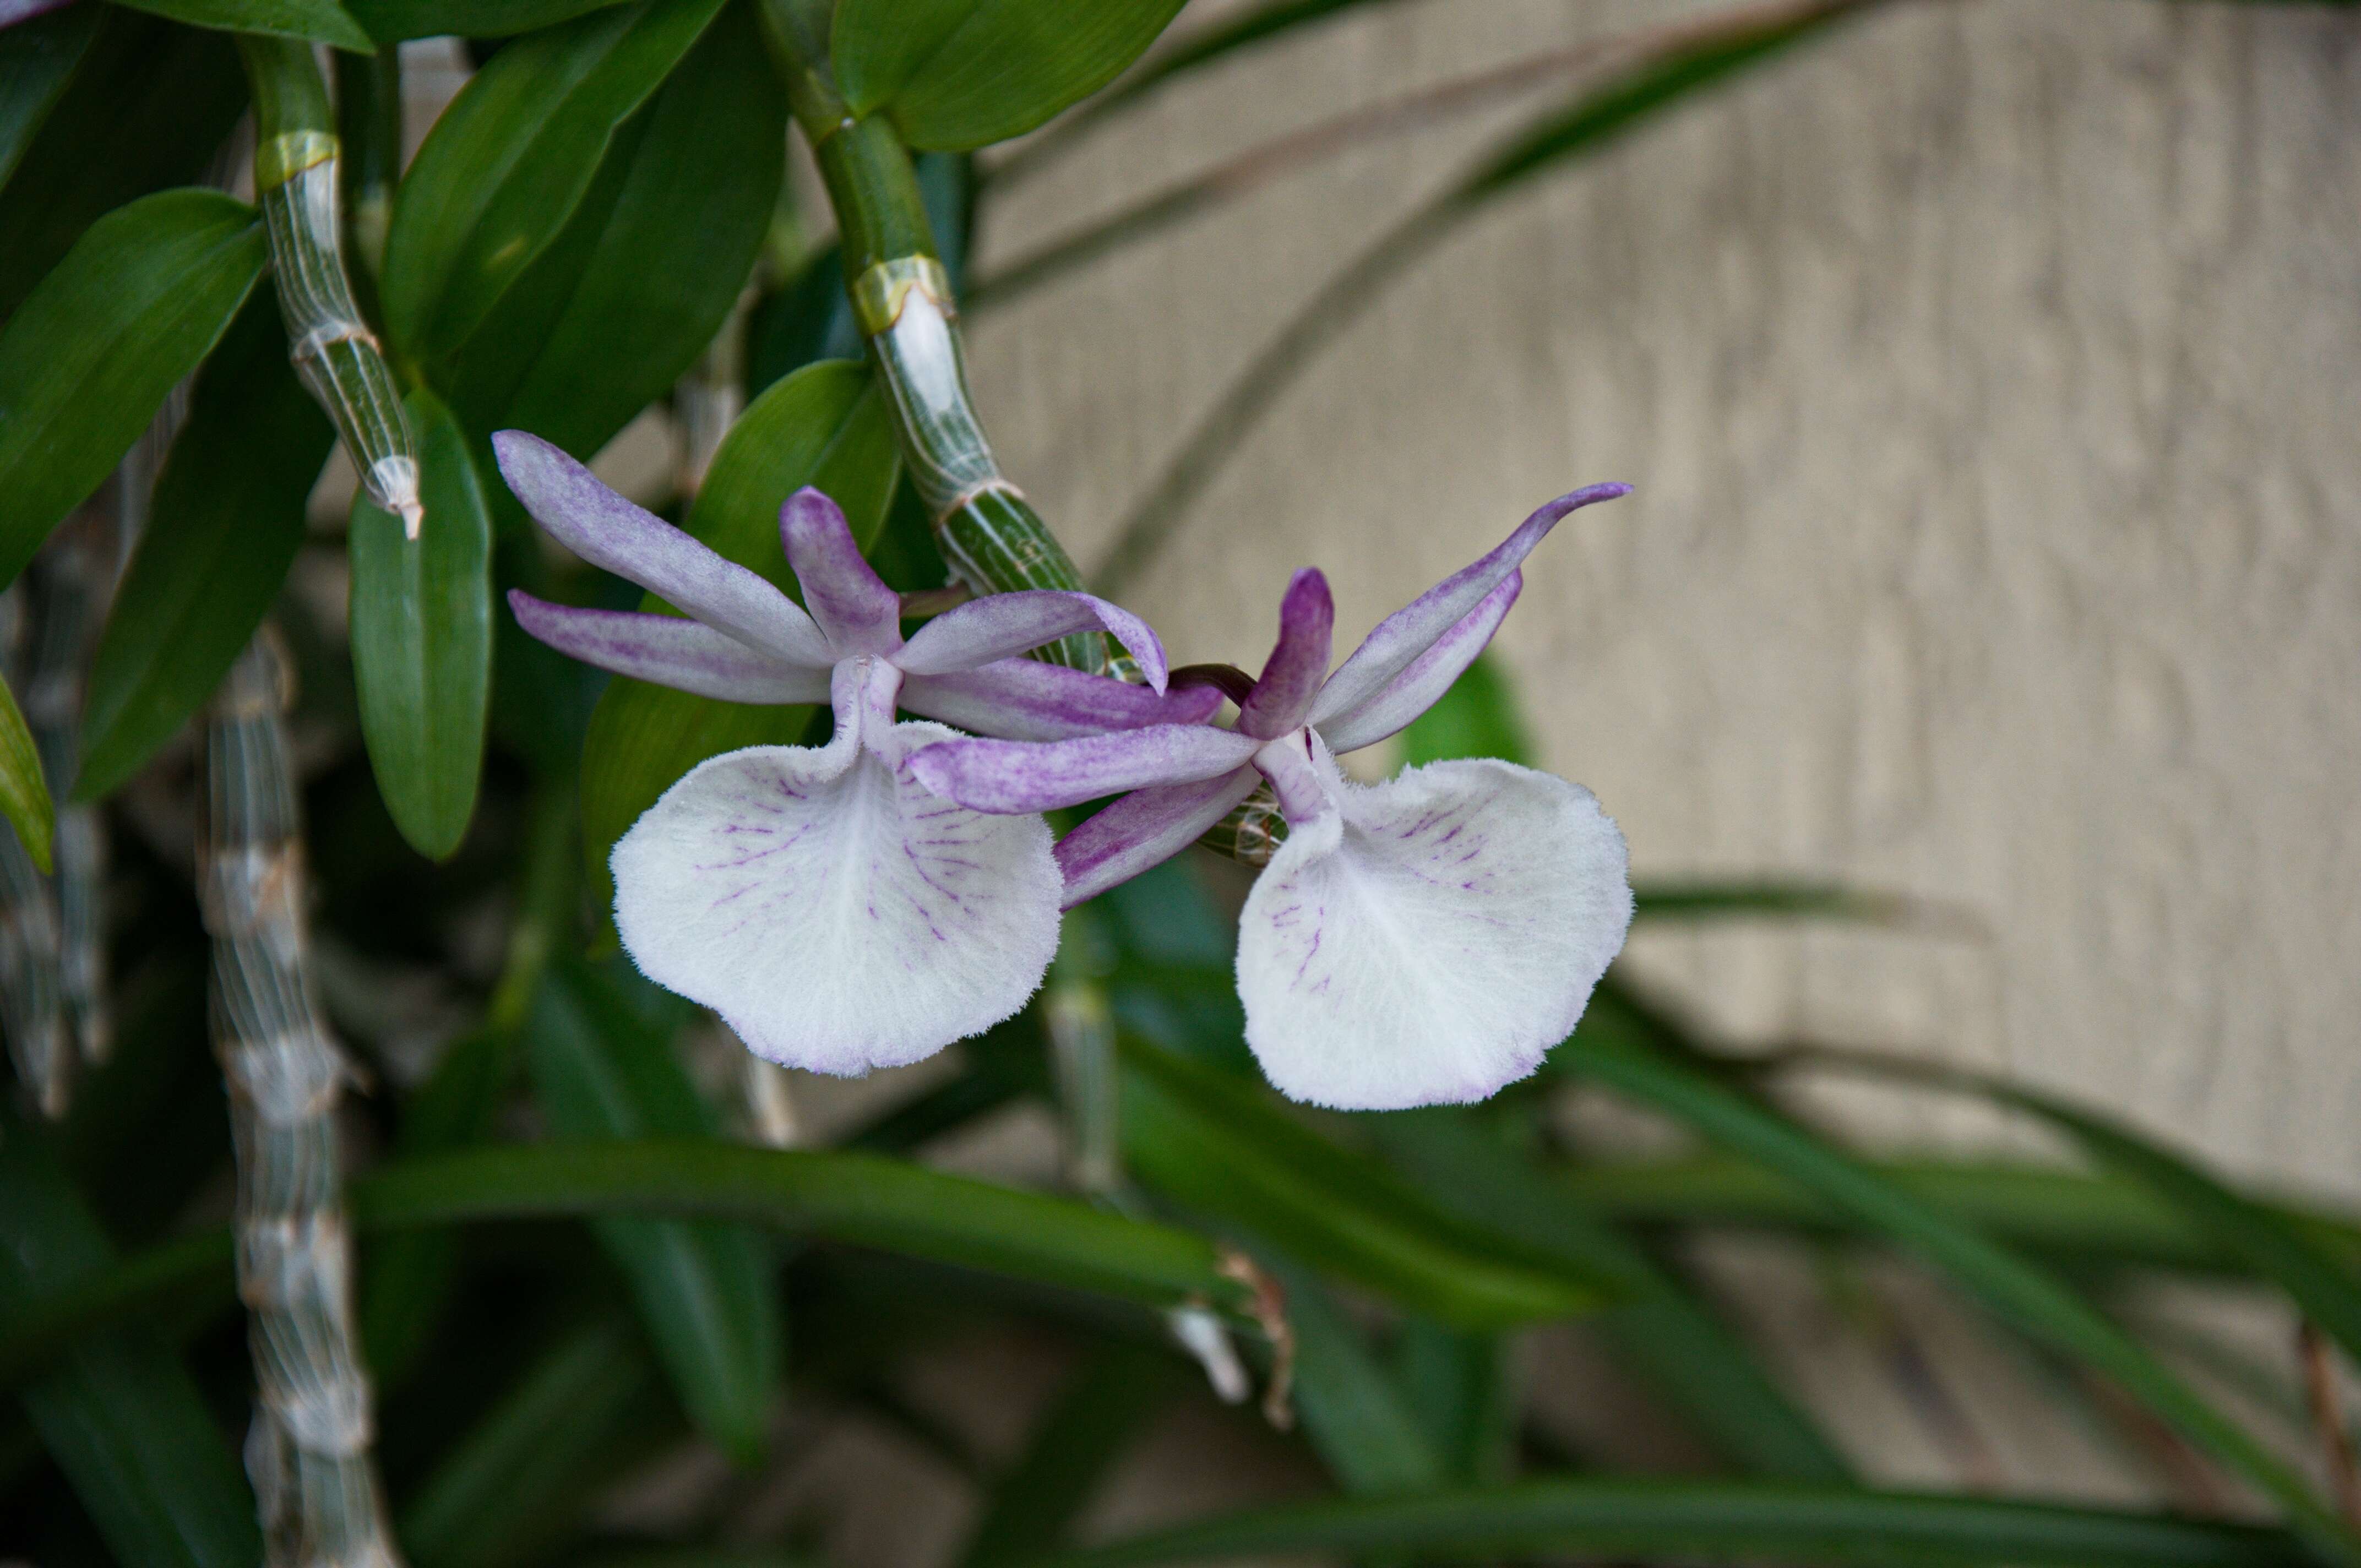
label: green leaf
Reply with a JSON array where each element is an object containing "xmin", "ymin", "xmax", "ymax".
[
  {"xmin": 1555, "ymin": 1032, "xmax": 2361, "ymax": 1563},
  {"xmin": 0, "ymin": 2, "xmax": 102, "ymax": 193},
  {"xmin": 833, "ymin": 0, "xmax": 1188, "ymax": 151},
  {"xmin": 379, "ymin": 0, "xmax": 727, "ymax": 360},
  {"xmin": 77, "ymin": 295, "xmax": 332, "ymax": 802},
  {"xmin": 117, "ymin": 0, "xmax": 372, "ymax": 50},
  {"xmin": 1029, "ymin": 1478, "xmax": 2315, "ymax": 1568},
  {"xmin": 0, "ymin": 188, "xmax": 264, "ymax": 589},
  {"xmin": 346, "ymin": 0, "xmax": 622, "ymax": 42},
  {"xmin": 350, "ymin": 388, "xmax": 493, "ymax": 859},
  {"xmin": 440, "ymin": 0, "xmax": 785, "ymax": 457},
  {"xmin": 525, "ymin": 959, "xmax": 782, "ymax": 1464},
  {"xmin": 0, "ymin": 12, "xmax": 245, "ymax": 326},
  {"xmin": 578, "ymin": 360, "xmax": 898, "ymax": 889},
  {"xmin": 0, "ymin": 669, "xmax": 51, "ymax": 873},
  {"xmin": 0, "ymin": 1119, "xmax": 259, "ymax": 1568},
  {"xmin": 1266, "ymin": 1259, "xmax": 1446, "ymax": 1495},
  {"xmin": 399, "ymin": 1314, "xmax": 675, "ymax": 1568},
  {"xmin": 1118, "ymin": 1037, "xmax": 1611, "ymax": 1328},
  {"xmin": 960, "ymin": 1342, "xmax": 1185, "ymax": 1568},
  {"xmin": 1369, "ymin": 1110, "xmax": 1852, "ymax": 1481}
]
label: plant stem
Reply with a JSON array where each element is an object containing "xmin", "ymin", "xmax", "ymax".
[
  {"xmin": 753, "ymin": 3, "xmax": 1108, "ymax": 672},
  {"xmin": 0, "ymin": 586, "xmax": 67, "ymax": 1119},
  {"xmin": 238, "ymin": 36, "xmax": 423, "ymax": 538},
  {"xmin": 203, "ymin": 633, "xmax": 405, "ymax": 1568}
]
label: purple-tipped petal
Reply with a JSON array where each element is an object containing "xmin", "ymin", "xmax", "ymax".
[
  {"xmin": 1237, "ymin": 568, "xmax": 1334, "ymax": 739},
  {"xmin": 908, "ymin": 724, "xmax": 1258, "ymax": 815},
  {"xmin": 901, "ymin": 661, "xmax": 1223, "ymax": 742},
  {"xmin": 896, "ymin": 590, "xmax": 1172, "ymax": 692},
  {"xmin": 1309, "ymin": 483, "xmax": 1628, "ymax": 729},
  {"xmin": 1054, "ymin": 766, "xmax": 1261, "ymax": 908},
  {"xmin": 493, "ymin": 431, "xmax": 831, "ymax": 666},
  {"xmin": 508, "ymin": 592, "xmax": 829, "ymax": 705},
  {"xmin": 780, "ymin": 487, "xmax": 901, "ymax": 655},
  {"xmin": 1314, "ymin": 571, "xmax": 1520, "ymax": 755}
]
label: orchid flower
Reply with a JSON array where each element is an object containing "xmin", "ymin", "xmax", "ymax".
[
  {"xmin": 494, "ymin": 432, "xmax": 1218, "ymax": 1075},
  {"xmin": 909, "ymin": 484, "xmax": 1637, "ymax": 1111}
]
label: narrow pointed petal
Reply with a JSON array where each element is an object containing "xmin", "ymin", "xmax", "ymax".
[
  {"xmin": 493, "ymin": 431, "xmax": 831, "ymax": 666},
  {"xmin": 901, "ymin": 661, "xmax": 1222, "ymax": 742},
  {"xmin": 1314, "ymin": 572, "xmax": 1520, "ymax": 755},
  {"xmin": 1237, "ymin": 568, "xmax": 1334, "ymax": 739},
  {"xmin": 1236, "ymin": 758, "xmax": 1631, "ymax": 1110},
  {"xmin": 908, "ymin": 724, "xmax": 1258, "ymax": 815},
  {"xmin": 508, "ymin": 592, "xmax": 829, "ymax": 705},
  {"xmin": 780, "ymin": 487, "xmax": 902, "ymax": 655},
  {"xmin": 1309, "ymin": 483, "xmax": 1628, "ymax": 728},
  {"xmin": 896, "ymin": 591, "xmax": 1173, "ymax": 692},
  {"xmin": 1054, "ymin": 766, "xmax": 1261, "ymax": 908},
  {"xmin": 611, "ymin": 723, "xmax": 1062, "ymax": 1076}
]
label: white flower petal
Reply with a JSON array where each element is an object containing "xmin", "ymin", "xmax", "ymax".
[
  {"xmin": 611, "ymin": 721, "xmax": 1062, "ymax": 1076},
  {"xmin": 1236, "ymin": 758, "xmax": 1631, "ymax": 1110}
]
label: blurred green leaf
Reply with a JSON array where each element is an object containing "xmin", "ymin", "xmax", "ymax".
[
  {"xmin": 1792, "ymin": 1048, "xmax": 2361, "ymax": 1380},
  {"xmin": 0, "ymin": 1119, "xmax": 259, "ymax": 1568},
  {"xmin": 832, "ymin": 0, "xmax": 1187, "ymax": 151},
  {"xmin": 0, "ymin": 188, "xmax": 263, "ymax": 589},
  {"xmin": 0, "ymin": 12, "xmax": 244, "ymax": 325},
  {"xmin": 1370, "ymin": 1111, "xmax": 1852, "ymax": 1480},
  {"xmin": 0, "ymin": 669, "xmax": 51, "ymax": 873},
  {"xmin": 0, "ymin": 2, "xmax": 101, "ymax": 192},
  {"xmin": 961, "ymin": 1342, "xmax": 1185, "ymax": 1568},
  {"xmin": 525, "ymin": 960, "xmax": 783, "ymax": 1466},
  {"xmin": 1269, "ymin": 1259, "xmax": 1446, "ymax": 1495},
  {"xmin": 399, "ymin": 1313, "xmax": 676, "ymax": 1568},
  {"xmin": 121, "ymin": 0, "xmax": 371, "ymax": 48},
  {"xmin": 77, "ymin": 293, "xmax": 333, "ymax": 802},
  {"xmin": 346, "ymin": 0, "xmax": 622, "ymax": 41},
  {"xmin": 1387, "ymin": 1321, "xmax": 1514, "ymax": 1483},
  {"xmin": 1078, "ymin": 0, "xmax": 1415, "ymax": 119},
  {"xmin": 1029, "ymin": 1478, "xmax": 2315, "ymax": 1568},
  {"xmin": 1119, "ymin": 1037, "xmax": 1612, "ymax": 1328},
  {"xmin": 1556, "ymin": 1032, "xmax": 2361, "ymax": 1562},
  {"xmin": 379, "ymin": 0, "xmax": 727, "ymax": 360},
  {"xmin": 578, "ymin": 359, "xmax": 898, "ymax": 892},
  {"xmin": 350, "ymin": 388, "xmax": 493, "ymax": 860},
  {"xmin": 442, "ymin": 1, "xmax": 784, "ymax": 457}
]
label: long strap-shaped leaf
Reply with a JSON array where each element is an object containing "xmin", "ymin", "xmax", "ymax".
[
  {"xmin": 0, "ymin": 1139, "xmax": 1264, "ymax": 1391},
  {"xmin": 1021, "ymin": 1477, "xmax": 2316, "ymax": 1568},
  {"xmin": 1557, "ymin": 1033, "xmax": 2361, "ymax": 1563}
]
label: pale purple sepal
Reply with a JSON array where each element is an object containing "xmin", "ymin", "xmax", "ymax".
[
  {"xmin": 902, "ymin": 662, "xmax": 1222, "ymax": 742},
  {"xmin": 1053, "ymin": 765, "xmax": 1260, "ymax": 908},
  {"xmin": 494, "ymin": 432, "xmax": 833, "ymax": 668},
  {"xmin": 780, "ymin": 487, "xmax": 901, "ymax": 656},
  {"xmin": 508, "ymin": 591, "xmax": 828, "ymax": 705},
  {"xmin": 1309, "ymin": 482, "xmax": 1629, "ymax": 731},
  {"xmin": 1314, "ymin": 571, "xmax": 1520, "ymax": 755},
  {"xmin": 897, "ymin": 590, "xmax": 1173, "ymax": 693},
  {"xmin": 907, "ymin": 723, "xmax": 1257, "ymax": 815},
  {"xmin": 1236, "ymin": 568, "xmax": 1333, "ymax": 739}
]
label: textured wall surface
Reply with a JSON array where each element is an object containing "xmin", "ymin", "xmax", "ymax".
[{"xmin": 969, "ymin": 0, "xmax": 2361, "ymax": 1195}]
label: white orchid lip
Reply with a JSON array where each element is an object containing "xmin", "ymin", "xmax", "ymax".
[
  {"xmin": 491, "ymin": 431, "xmax": 1213, "ymax": 1074},
  {"xmin": 907, "ymin": 482, "xmax": 1637, "ymax": 1109}
]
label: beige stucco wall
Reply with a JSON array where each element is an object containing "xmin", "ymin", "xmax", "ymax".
[{"xmin": 968, "ymin": 0, "xmax": 2361, "ymax": 1195}]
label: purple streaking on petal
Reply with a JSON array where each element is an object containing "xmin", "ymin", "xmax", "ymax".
[
  {"xmin": 1237, "ymin": 568, "xmax": 1334, "ymax": 739},
  {"xmin": 1315, "ymin": 571, "xmax": 1520, "ymax": 755},
  {"xmin": 895, "ymin": 590, "xmax": 1172, "ymax": 692},
  {"xmin": 901, "ymin": 661, "xmax": 1222, "ymax": 742},
  {"xmin": 493, "ymin": 432, "xmax": 833, "ymax": 667},
  {"xmin": 907, "ymin": 723, "xmax": 1258, "ymax": 815},
  {"xmin": 508, "ymin": 591, "xmax": 829, "ymax": 705},
  {"xmin": 1308, "ymin": 482, "xmax": 1628, "ymax": 730},
  {"xmin": 780, "ymin": 487, "xmax": 902, "ymax": 656},
  {"xmin": 1054, "ymin": 766, "xmax": 1261, "ymax": 908}
]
